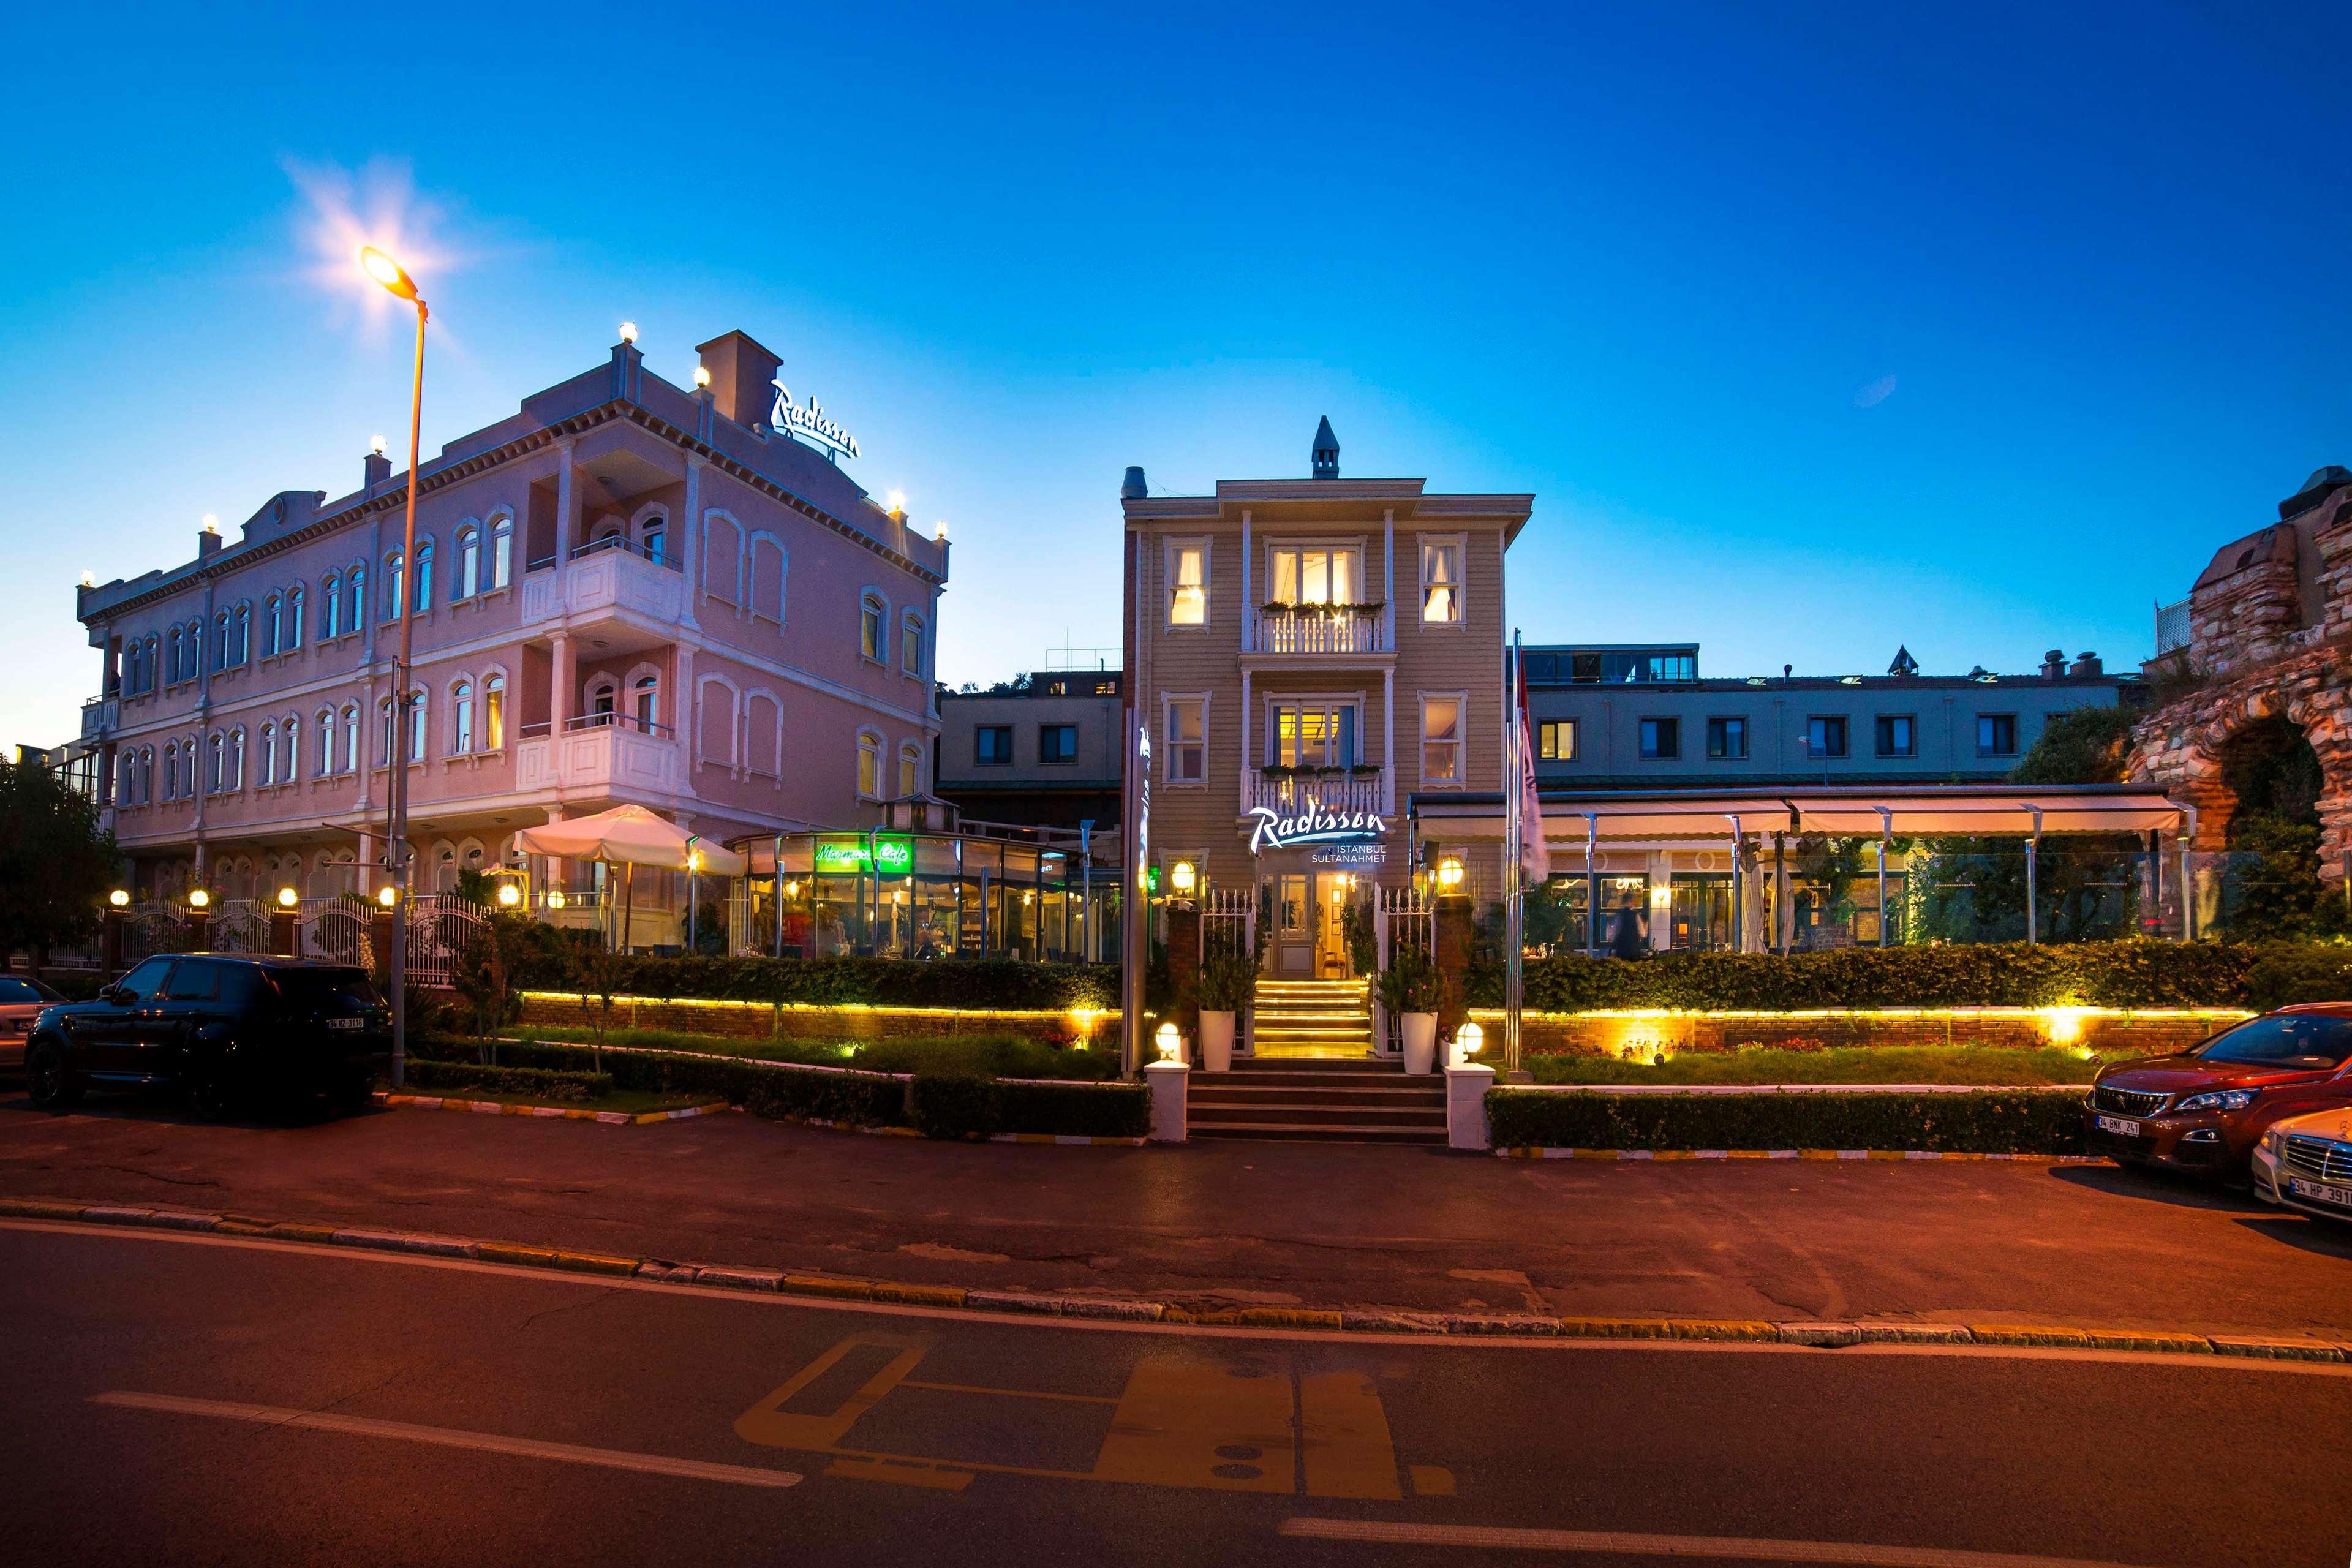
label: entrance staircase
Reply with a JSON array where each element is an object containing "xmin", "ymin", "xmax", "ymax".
[{"xmin": 1187, "ymin": 979, "xmax": 1447, "ymax": 1145}]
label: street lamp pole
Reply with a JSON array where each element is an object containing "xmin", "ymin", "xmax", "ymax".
[{"xmin": 363, "ymin": 246, "xmax": 426, "ymax": 1090}]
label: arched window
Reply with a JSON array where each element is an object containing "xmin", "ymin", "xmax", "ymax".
[
  {"xmin": 166, "ymin": 627, "xmax": 183, "ymax": 684},
  {"xmin": 260, "ymin": 723, "xmax": 277, "ymax": 785},
  {"xmin": 322, "ymin": 574, "xmax": 342, "ymax": 639},
  {"xmin": 379, "ymin": 698, "xmax": 396, "ymax": 766},
  {"xmin": 263, "ymin": 594, "xmax": 282, "ymax": 657},
  {"xmin": 633, "ymin": 674, "xmax": 658, "ymax": 733},
  {"xmin": 407, "ymin": 686, "xmax": 428, "ymax": 762},
  {"xmin": 341, "ymin": 704, "xmax": 360, "ymax": 774},
  {"xmin": 856, "ymin": 731, "xmax": 882, "ymax": 799},
  {"xmin": 452, "ymin": 681, "xmax": 474, "ymax": 754},
  {"xmin": 214, "ymin": 612, "xmax": 231, "ymax": 671},
  {"xmin": 586, "ymin": 676, "xmax": 617, "ymax": 726},
  {"xmin": 286, "ymin": 586, "xmax": 304, "ymax": 649},
  {"xmin": 860, "ymin": 592, "xmax": 887, "ymax": 662},
  {"xmin": 283, "ymin": 715, "xmax": 300, "ymax": 783},
  {"xmin": 435, "ymin": 844, "xmax": 458, "ymax": 892},
  {"xmin": 489, "ymin": 514, "xmax": 513, "ymax": 589},
  {"xmin": 232, "ymin": 603, "xmax": 251, "ymax": 665},
  {"xmin": 208, "ymin": 733, "xmax": 225, "ymax": 794},
  {"xmin": 483, "ymin": 673, "xmax": 506, "ymax": 750},
  {"xmin": 413, "ymin": 541, "xmax": 434, "ymax": 612},
  {"xmin": 588, "ymin": 516, "xmax": 624, "ymax": 556},
  {"xmin": 139, "ymin": 747, "xmax": 154, "ymax": 805},
  {"xmin": 227, "ymin": 728, "xmax": 244, "ymax": 790},
  {"xmin": 384, "ymin": 551, "xmax": 404, "ymax": 620},
  {"xmin": 900, "ymin": 611, "xmax": 925, "ymax": 676},
  {"xmin": 899, "ymin": 743, "xmax": 921, "ymax": 799},
  {"xmin": 315, "ymin": 709, "xmax": 335, "ymax": 777},
  {"xmin": 453, "ymin": 526, "xmax": 479, "ymax": 600},
  {"xmin": 161, "ymin": 742, "xmax": 177, "ymax": 800},
  {"xmin": 349, "ymin": 564, "xmax": 366, "ymax": 631},
  {"xmin": 638, "ymin": 511, "xmax": 667, "ymax": 565},
  {"xmin": 747, "ymin": 532, "xmax": 786, "ymax": 622}
]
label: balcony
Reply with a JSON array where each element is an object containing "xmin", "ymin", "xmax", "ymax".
[
  {"xmin": 81, "ymin": 696, "xmax": 118, "ymax": 738},
  {"xmin": 1246, "ymin": 766, "xmax": 1385, "ymax": 818},
  {"xmin": 1246, "ymin": 604, "xmax": 1389, "ymax": 657},
  {"xmin": 521, "ymin": 537, "xmax": 684, "ymax": 625},
  {"xmin": 517, "ymin": 715, "xmax": 682, "ymax": 795}
]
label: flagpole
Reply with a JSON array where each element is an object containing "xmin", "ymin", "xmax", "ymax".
[{"xmin": 1506, "ymin": 629, "xmax": 1525, "ymax": 1077}]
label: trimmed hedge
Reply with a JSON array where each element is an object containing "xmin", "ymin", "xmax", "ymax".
[
  {"xmin": 510, "ymin": 952, "xmax": 1116, "ymax": 1012},
  {"xmin": 1485, "ymin": 1088, "xmax": 2087, "ymax": 1155},
  {"xmin": 1469, "ymin": 940, "xmax": 2352, "ymax": 1012},
  {"xmin": 404, "ymin": 1058, "xmax": 613, "ymax": 1102}
]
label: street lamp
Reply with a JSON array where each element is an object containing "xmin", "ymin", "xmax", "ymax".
[
  {"xmin": 187, "ymin": 888, "xmax": 211, "ymax": 910},
  {"xmin": 496, "ymin": 881, "xmax": 522, "ymax": 909},
  {"xmin": 1170, "ymin": 860, "xmax": 1196, "ymax": 897},
  {"xmin": 1155, "ymin": 1020, "xmax": 1183, "ymax": 1063},
  {"xmin": 361, "ymin": 244, "xmax": 427, "ymax": 1090},
  {"xmin": 108, "ymin": 889, "xmax": 130, "ymax": 908},
  {"xmin": 377, "ymin": 884, "xmax": 400, "ymax": 908},
  {"xmin": 276, "ymin": 886, "xmax": 298, "ymax": 908}
]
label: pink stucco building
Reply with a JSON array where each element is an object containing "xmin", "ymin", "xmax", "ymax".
[{"xmin": 76, "ymin": 329, "xmax": 948, "ymax": 918}]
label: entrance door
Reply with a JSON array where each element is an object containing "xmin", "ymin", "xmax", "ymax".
[{"xmin": 1274, "ymin": 875, "xmax": 1312, "ymax": 975}]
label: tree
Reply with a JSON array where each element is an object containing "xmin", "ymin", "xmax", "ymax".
[
  {"xmin": 2010, "ymin": 704, "xmax": 2139, "ymax": 785},
  {"xmin": 451, "ymin": 921, "xmax": 521, "ymax": 1064},
  {"xmin": 0, "ymin": 756, "xmax": 119, "ymax": 969}
]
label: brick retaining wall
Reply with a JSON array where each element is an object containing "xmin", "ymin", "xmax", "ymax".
[
  {"xmin": 1472, "ymin": 1008, "xmax": 2246, "ymax": 1060},
  {"xmin": 518, "ymin": 992, "xmax": 1116, "ymax": 1049}
]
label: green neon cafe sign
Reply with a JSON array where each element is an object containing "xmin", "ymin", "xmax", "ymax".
[{"xmin": 812, "ymin": 835, "xmax": 914, "ymax": 875}]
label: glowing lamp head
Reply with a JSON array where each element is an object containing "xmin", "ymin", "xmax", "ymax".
[
  {"xmin": 546, "ymin": 889, "xmax": 567, "ymax": 910},
  {"xmin": 1170, "ymin": 859, "xmax": 1197, "ymax": 895},
  {"xmin": 496, "ymin": 883, "xmax": 522, "ymax": 908},
  {"xmin": 2045, "ymin": 1006, "xmax": 2088, "ymax": 1047},
  {"xmin": 79, "ymin": 570, "xmax": 95, "ymax": 588},
  {"xmin": 618, "ymin": 320, "xmax": 638, "ymax": 344},
  {"xmin": 108, "ymin": 889, "xmax": 130, "ymax": 908},
  {"xmin": 1456, "ymin": 1021, "xmax": 1485, "ymax": 1058},
  {"xmin": 276, "ymin": 886, "xmax": 298, "ymax": 908},
  {"xmin": 200, "ymin": 514, "xmax": 219, "ymax": 535},
  {"xmin": 688, "ymin": 849, "xmax": 703, "ymax": 873},
  {"xmin": 934, "ymin": 519, "xmax": 949, "ymax": 543},
  {"xmin": 1436, "ymin": 856, "xmax": 1465, "ymax": 891},
  {"xmin": 187, "ymin": 888, "xmax": 211, "ymax": 910},
  {"xmin": 693, "ymin": 364, "xmax": 712, "ymax": 389},
  {"xmin": 785, "ymin": 880, "xmax": 799, "ymax": 899},
  {"xmin": 358, "ymin": 246, "xmax": 418, "ymax": 301},
  {"xmin": 370, "ymin": 434, "xmax": 387, "ymax": 456},
  {"xmin": 376, "ymin": 885, "xmax": 399, "ymax": 908},
  {"xmin": 1155, "ymin": 1021, "xmax": 1182, "ymax": 1063}
]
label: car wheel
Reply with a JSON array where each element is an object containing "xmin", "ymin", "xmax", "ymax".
[
  {"xmin": 26, "ymin": 1041, "xmax": 81, "ymax": 1110},
  {"xmin": 186, "ymin": 1071, "xmax": 236, "ymax": 1123}
]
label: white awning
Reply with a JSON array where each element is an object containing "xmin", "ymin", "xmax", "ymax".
[
  {"xmin": 513, "ymin": 804, "xmax": 748, "ymax": 874},
  {"xmin": 1408, "ymin": 785, "xmax": 2187, "ymax": 843}
]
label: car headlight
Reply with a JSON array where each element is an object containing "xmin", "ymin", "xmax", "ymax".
[
  {"xmin": 2261, "ymin": 1125, "xmax": 2286, "ymax": 1155},
  {"xmin": 2174, "ymin": 1088, "xmax": 2257, "ymax": 1114}
]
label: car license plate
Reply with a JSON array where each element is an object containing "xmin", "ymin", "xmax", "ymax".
[
  {"xmin": 2287, "ymin": 1176, "xmax": 2352, "ymax": 1211},
  {"xmin": 2094, "ymin": 1114, "xmax": 2143, "ymax": 1138},
  {"xmin": 325, "ymin": 1017, "xmax": 366, "ymax": 1031}
]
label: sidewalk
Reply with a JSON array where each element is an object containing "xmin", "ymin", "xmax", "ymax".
[{"xmin": 3, "ymin": 1091, "xmax": 2348, "ymax": 1339}]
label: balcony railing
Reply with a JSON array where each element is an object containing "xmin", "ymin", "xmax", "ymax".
[
  {"xmin": 521, "ymin": 540, "xmax": 685, "ymax": 624},
  {"xmin": 565, "ymin": 710, "xmax": 674, "ymax": 739},
  {"xmin": 81, "ymin": 696, "xmax": 118, "ymax": 737},
  {"xmin": 1246, "ymin": 604, "xmax": 1389, "ymax": 655},
  {"xmin": 1247, "ymin": 766, "xmax": 1385, "ymax": 817}
]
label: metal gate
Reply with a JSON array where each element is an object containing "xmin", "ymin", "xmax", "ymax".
[
  {"xmin": 208, "ymin": 898, "xmax": 270, "ymax": 954},
  {"xmin": 1370, "ymin": 886, "xmax": 1433, "ymax": 1057},
  {"xmin": 1202, "ymin": 886, "xmax": 1259, "ymax": 1057},
  {"xmin": 122, "ymin": 900, "xmax": 190, "ymax": 963},
  {"xmin": 298, "ymin": 897, "xmax": 375, "ymax": 970},
  {"xmin": 404, "ymin": 894, "xmax": 488, "ymax": 989}
]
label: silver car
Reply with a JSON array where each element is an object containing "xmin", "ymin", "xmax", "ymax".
[
  {"xmin": 0, "ymin": 974, "xmax": 68, "ymax": 1074},
  {"xmin": 2253, "ymin": 1103, "xmax": 2352, "ymax": 1224}
]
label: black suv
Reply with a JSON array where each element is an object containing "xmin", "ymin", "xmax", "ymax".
[{"xmin": 25, "ymin": 954, "xmax": 390, "ymax": 1119}]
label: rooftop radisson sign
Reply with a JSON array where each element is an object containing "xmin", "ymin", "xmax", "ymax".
[
  {"xmin": 1248, "ymin": 805, "xmax": 1385, "ymax": 854},
  {"xmin": 770, "ymin": 381, "xmax": 861, "ymax": 461}
]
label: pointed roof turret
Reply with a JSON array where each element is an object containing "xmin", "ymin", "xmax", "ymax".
[
  {"xmin": 1888, "ymin": 644, "xmax": 1919, "ymax": 677},
  {"xmin": 1311, "ymin": 416, "xmax": 1339, "ymax": 480}
]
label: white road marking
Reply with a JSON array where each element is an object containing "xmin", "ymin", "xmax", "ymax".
[
  {"xmin": 94, "ymin": 1391, "xmax": 802, "ymax": 1490},
  {"xmin": 10, "ymin": 1221, "xmax": 2349, "ymax": 1373},
  {"xmin": 1280, "ymin": 1518, "xmax": 2164, "ymax": 1568}
]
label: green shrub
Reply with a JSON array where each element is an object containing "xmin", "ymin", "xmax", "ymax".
[
  {"xmin": 1485, "ymin": 1088, "xmax": 2087, "ymax": 1153},
  {"xmin": 1469, "ymin": 940, "xmax": 2340, "ymax": 1011},
  {"xmin": 41, "ymin": 970, "xmax": 105, "ymax": 1001},
  {"xmin": 420, "ymin": 1033, "xmax": 906, "ymax": 1126},
  {"xmin": 998, "ymin": 1080, "xmax": 1151, "ymax": 1139},
  {"xmin": 2244, "ymin": 944, "xmax": 2352, "ymax": 1009},
  {"xmin": 911, "ymin": 1073, "xmax": 1003, "ymax": 1139},
  {"xmin": 405, "ymin": 1058, "xmax": 612, "ymax": 1102},
  {"xmin": 506, "ymin": 952, "xmax": 1116, "ymax": 1011}
]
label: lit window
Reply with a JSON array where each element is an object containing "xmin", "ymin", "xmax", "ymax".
[
  {"xmin": 899, "ymin": 745, "xmax": 920, "ymax": 798},
  {"xmin": 1169, "ymin": 697, "xmax": 1205, "ymax": 782},
  {"xmin": 901, "ymin": 613, "xmax": 924, "ymax": 676},
  {"xmin": 483, "ymin": 674, "xmax": 505, "ymax": 750},
  {"xmin": 856, "ymin": 733, "xmax": 881, "ymax": 799},
  {"xmin": 1267, "ymin": 546, "xmax": 1359, "ymax": 606},
  {"xmin": 861, "ymin": 594, "xmax": 886, "ymax": 662},
  {"xmin": 1420, "ymin": 540, "xmax": 1462, "ymax": 624},
  {"xmin": 1538, "ymin": 719, "xmax": 1576, "ymax": 761},
  {"xmin": 1167, "ymin": 541, "xmax": 1207, "ymax": 626},
  {"xmin": 1420, "ymin": 696, "xmax": 1463, "ymax": 783}
]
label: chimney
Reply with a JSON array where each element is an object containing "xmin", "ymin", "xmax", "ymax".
[
  {"xmin": 1311, "ymin": 416, "xmax": 1339, "ymax": 480},
  {"xmin": 364, "ymin": 447, "xmax": 391, "ymax": 493},
  {"xmin": 695, "ymin": 330, "xmax": 785, "ymax": 430},
  {"xmin": 1121, "ymin": 466, "xmax": 1148, "ymax": 499},
  {"xmin": 2040, "ymin": 649, "xmax": 2066, "ymax": 679},
  {"xmin": 197, "ymin": 518, "xmax": 222, "ymax": 559},
  {"xmin": 2068, "ymin": 650, "xmax": 2103, "ymax": 677}
]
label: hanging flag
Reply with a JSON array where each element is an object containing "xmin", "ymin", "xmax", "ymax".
[{"xmin": 1514, "ymin": 672, "xmax": 1550, "ymax": 888}]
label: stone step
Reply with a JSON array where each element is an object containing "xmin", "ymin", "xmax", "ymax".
[
  {"xmin": 1188, "ymin": 1121, "xmax": 1448, "ymax": 1145},
  {"xmin": 1192, "ymin": 1083, "xmax": 1446, "ymax": 1106},
  {"xmin": 1189, "ymin": 1104, "xmax": 1447, "ymax": 1129}
]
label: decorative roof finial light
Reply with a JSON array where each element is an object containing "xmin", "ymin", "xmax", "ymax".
[
  {"xmin": 79, "ymin": 571, "xmax": 94, "ymax": 588},
  {"xmin": 200, "ymin": 513, "xmax": 219, "ymax": 535},
  {"xmin": 619, "ymin": 320, "xmax": 638, "ymax": 344},
  {"xmin": 693, "ymin": 364, "xmax": 712, "ymax": 389},
  {"xmin": 371, "ymin": 434, "xmax": 387, "ymax": 456},
  {"xmin": 934, "ymin": 519, "xmax": 949, "ymax": 543}
]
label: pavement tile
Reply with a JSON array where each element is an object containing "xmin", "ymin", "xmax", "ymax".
[
  {"xmin": 0, "ymin": 1197, "xmax": 104, "ymax": 1221},
  {"xmin": 333, "ymin": 1229, "xmax": 478, "ymax": 1259},
  {"xmin": 545, "ymin": 1249, "xmax": 644, "ymax": 1277},
  {"xmin": 781, "ymin": 1274, "xmax": 878, "ymax": 1301},
  {"xmin": 1057, "ymin": 1297, "xmax": 1163, "ymax": 1321},
  {"xmin": 867, "ymin": 1281, "xmax": 968, "ymax": 1308},
  {"xmin": 137, "ymin": 1210, "xmax": 222, "ymax": 1231},
  {"xmin": 78, "ymin": 1205, "xmax": 157, "ymax": 1224},
  {"xmin": 475, "ymin": 1242, "xmax": 560, "ymax": 1268}
]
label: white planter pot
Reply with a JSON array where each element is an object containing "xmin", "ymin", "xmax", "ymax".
[
  {"xmin": 1200, "ymin": 1011, "xmax": 1236, "ymax": 1072},
  {"xmin": 1401, "ymin": 1012, "xmax": 1439, "ymax": 1075}
]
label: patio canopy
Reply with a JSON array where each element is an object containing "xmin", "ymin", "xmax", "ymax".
[
  {"xmin": 1409, "ymin": 784, "xmax": 2188, "ymax": 843},
  {"xmin": 513, "ymin": 804, "xmax": 748, "ymax": 875}
]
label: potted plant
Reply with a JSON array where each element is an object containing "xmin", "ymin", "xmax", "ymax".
[
  {"xmin": 1197, "ymin": 947, "xmax": 1256, "ymax": 1072},
  {"xmin": 1378, "ymin": 945, "xmax": 1444, "ymax": 1074}
]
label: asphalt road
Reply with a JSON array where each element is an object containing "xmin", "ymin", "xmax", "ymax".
[
  {"xmin": 6, "ymin": 1221, "xmax": 2348, "ymax": 1568},
  {"xmin": 5, "ymin": 1090, "xmax": 2351, "ymax": 1337}
]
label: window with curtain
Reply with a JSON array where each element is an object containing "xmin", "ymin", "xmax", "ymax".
[
  {"xmin": 484, "ymin": 674, "xmax": 505, "ymax": 749},
  {"xmin": 856, "ymin": 733, "xmax": 881, "ymax": 799},
  {"xmin": 1168, "ymin": 696, "xmax": 1205, "ymax": 782},
  {"xmin": 633, "ymin": 675, "xmax": 658, "ymax": 731},
  {"xmin": 1267, "ymin": 545, "xmax": 1360, "ymax": 605},
  {"xmin": 1166, "ymin": 540, "xmax": 1207, "ymax": 625},
  {"xmin": 901, "ymin": 614, "xmax": 924, "ymax": 675},
  {"xmin": 1420, "ymin": 540, "xmax": 1463, "ymax": 624},
  {"xmin": 452, "ymin": 682, "xmax": 473, "ymax": 753},
  {"xmin": 861, "ymin": 594, "xmax": 886, "ymax": 661},
  {"xmin": 1273, "ymin": 701, "xmax": 1358, "ymax": 768},
  {"xmin": 1420, "ymin": 696, "xmax": 1462, "ymax": 783},
  {"xmin": 899, "ymin": 745, "xmax": 919, "ymax": 798}
]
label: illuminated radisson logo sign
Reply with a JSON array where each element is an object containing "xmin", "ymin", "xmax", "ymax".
[
  {"xmin": 770, "ymin": 382, "xmax": 861, "ymax": 461},
  {"xmin": 1248, "ymin": 805, "xmax": 1386, "ymax": 854}
]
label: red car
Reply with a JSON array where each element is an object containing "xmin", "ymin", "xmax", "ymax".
[
  {"xmin": 0, "ymin": 973, "xmax": 68, "ymax": 1076},
  {"xmin": 2084, "ymin": 1003, "xmax": 2352, "ymax": 1175}
]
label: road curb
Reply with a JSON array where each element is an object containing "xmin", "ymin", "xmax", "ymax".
[
  {"xmin": 375, "ymin": 1092, "xmax": 733, "ymax": 1126},
  {"xmin": 1499, "ymin": 1147, "xmax": 2105, "ymax": 1163},
  {"xmin": 6, "ymin": 1194, "xmax": 2345, "ymax": 1363}
]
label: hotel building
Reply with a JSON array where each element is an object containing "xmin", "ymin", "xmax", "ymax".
[
  {"xmin": 1120, "ymin": 420, "xmax": 1532, "ymax": 977},
  {"xmin": 75, "ymin": 329, "xmax": 948, "ymax": 928}
]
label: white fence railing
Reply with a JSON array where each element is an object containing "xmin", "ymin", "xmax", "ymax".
[
  {"xmin": 1202, "ymin": 886, "xmax": 1260, "ymax": 1057},
  {"xmin": 1370, "ymin": 886, "xmax": 1434, "ymax": 1058},
  {"xmin": 1248, "ymin": 606, "xmax": 1388, "ymax": 655},
  {"xmin": 1246, "ymin": 768, "xmax": 1384, "ymax": 818}
]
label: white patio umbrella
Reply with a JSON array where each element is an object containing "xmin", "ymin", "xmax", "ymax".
[{"xmin": 513, "ymin": 804, "xmax": 745, "ymax": 949}]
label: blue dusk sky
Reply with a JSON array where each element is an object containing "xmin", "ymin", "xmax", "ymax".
[{"xmin": 4, "ymin": 2, "xmax": 2348, "ymax": 752}]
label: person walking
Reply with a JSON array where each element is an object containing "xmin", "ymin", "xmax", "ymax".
[{"xmin": 1608, "ymin": 891, "xmax": 1648, "ymax": 960}]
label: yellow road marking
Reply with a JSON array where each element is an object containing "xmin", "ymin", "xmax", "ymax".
[
  {"xmin": 1299, "ymin": 1370, "xmax": 1402, "ymax": 1499},
  {"xmin": 1090, "ymin": 1357, "xmax": 1297, "ymax": 1492}
]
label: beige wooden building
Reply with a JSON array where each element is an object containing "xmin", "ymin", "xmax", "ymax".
[{"xmin": 1120, "ymin": 420, "xmax": 1532, "ymax": 977}]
